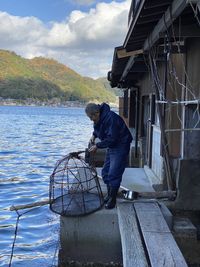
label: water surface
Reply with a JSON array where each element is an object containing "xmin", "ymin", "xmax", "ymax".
[{"xmin": 0, "ymin": 106, "xmax": 93, "ymax": 267}]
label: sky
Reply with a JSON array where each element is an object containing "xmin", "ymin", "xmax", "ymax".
[{"xmin": 0, "ymin": 0, "xmax": 131, "ymax": 78}]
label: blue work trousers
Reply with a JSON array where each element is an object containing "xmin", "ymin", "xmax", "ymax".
[{"xmin": 101, "ymin": 144, "xmax": 130, "ymax": 188}]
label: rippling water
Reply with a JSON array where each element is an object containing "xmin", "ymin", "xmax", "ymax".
[{"xmin": 0, "ymin": 106, "xmax": 93, "ymax": 267}]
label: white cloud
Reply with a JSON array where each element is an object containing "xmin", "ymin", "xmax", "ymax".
[
  {"xmin": 0, "ymin": 12, "xmax": 46, "ymax": 44},
  {"xmin": 0, "ymin": 0, "xmax": 131, "ymax": 78}
]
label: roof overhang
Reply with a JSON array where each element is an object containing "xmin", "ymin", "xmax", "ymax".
[
  {"xmin": 108, "ymin": 47, "xmax": 147, "ymax": 88},
  {"xmin": 143, "ymin": 0, "xmax": 200, "ymax": 51},
  {"xmin": 108, "ymin": 0, "xmax": 200, "ymax": 88},
  {"xmin": 124, "ymin": 0, "xmax": 172, "ymax": 52}
]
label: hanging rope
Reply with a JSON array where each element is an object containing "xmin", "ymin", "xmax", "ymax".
[
  {"xmin": 9, "ymin": 207, "xmax": 38, "ymax": 267},
  {"xmin": 9, "ymin": 204, "xmax": 60, "ymax": 267},
  {"xmin": 9, "ymin": 209, "xmax": 21, "ymax": 267},
  {"xmin": 148, "ymin": 52, "xmax": 174, "ymax": 191},
  {"xmin": 51, "ymin": 236, "xmax": 60, "ymax": 267}
]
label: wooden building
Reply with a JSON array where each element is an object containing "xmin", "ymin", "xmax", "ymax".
[{"xmin": 108, "ymin": 0, "xmax": 200, "ymax": 210}]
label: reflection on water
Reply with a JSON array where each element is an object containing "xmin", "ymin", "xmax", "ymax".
[{"xmin": 0, "ymin": 105, "xmax": 92, "ymax": 267}]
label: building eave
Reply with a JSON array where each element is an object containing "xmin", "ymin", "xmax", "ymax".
[{"xmin": 108, "ymin": 0, "xmax": 200, "ymax": 89}]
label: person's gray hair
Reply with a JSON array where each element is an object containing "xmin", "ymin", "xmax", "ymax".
[{"xmin": 85, "ymin": 103, "xmax": 100, "ymax": 115}]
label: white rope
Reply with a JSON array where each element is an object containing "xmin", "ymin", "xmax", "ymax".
[
  {"xmin": 156, "ymin": 100, "xmax": 200, "ymax": 104},
  {"xmin": 165, "ymin": 128, "xmax": 200, "ymax": 132}
]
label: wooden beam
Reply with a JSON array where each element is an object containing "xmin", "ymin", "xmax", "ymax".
[
  {"xmin": 127, "ymin": 40, "xmax": 145, "ymax": 46},
  {"xmin": 120, "ymin": 56, "xmax": 137, "ymax": 82},
  {"xmin": 129, "ymin": 33, "xmax": 148, "ymax": 40},
  {"xmin": 137, "ymin": 16, "xmax": 161, "ymax": 25},
  {"xmin": 143, "ymin": 0, "xmax": 199, "ymax": 51},
  {"xmin": 119, "ymin": 53, "xmax": 149, "ymax": 82},
  {"xmin": 10, "ymin": 199, "xmax": 50, "ymax": 211},
  {"xmin": 144, "ymin": 1, "xmax": 171, "ymax": 10},
  {"xmin": 121, "ymin": 190, "xmax": 176, "ymax": 200},
  {"xmin": 140, "ymin": 9, "xmax": 166, "ymax": 18},
  {"xmin": 117, "ymin": 48, "xmax": 143, "ymax": 59},
  {"xmin": 124, "ymin": 0, "xmax": 146, "ymax": 48},
  {"xmin": 117, "ymin": 203, "xmax": 149, "ymax": 267},
  {"xmin": 134, "ymin": 201, "xmax": 188, "ymax": 267},
  {"xmin": 134, "ymin": 24, "xmax": 156, "ymax": 33}
]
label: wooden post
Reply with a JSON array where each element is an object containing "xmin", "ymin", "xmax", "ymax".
[{"xmin": 10, "ymin": 199, "xmax": 50, "ymax": 211}]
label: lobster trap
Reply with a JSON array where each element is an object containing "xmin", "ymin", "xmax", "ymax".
[{"xmin": 49, "ymin": 151, "xmax": 104, "ymax": 216}]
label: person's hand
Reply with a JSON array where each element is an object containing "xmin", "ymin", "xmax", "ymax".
[
  {"xmin": 89, "ymin": 135, "xmax": 95, "ymax": 145},
  {"xmin": 88, "ymin": 145, "xmax": 97, "ymax": 153}
]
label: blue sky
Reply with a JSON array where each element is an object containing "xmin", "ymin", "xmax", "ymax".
[
  {"xmin": 0, "ymin": 0, "xmax": 87, "ymax": 22},
  {"xmin": 0, "ymin": 0, "xmax": 125, "ymax": 22},
  {"xmin": 0, "ymin": 0, "xmax": 130, "ymax": 78}
]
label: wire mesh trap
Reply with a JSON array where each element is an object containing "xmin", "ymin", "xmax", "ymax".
[{"xmin": 49, "ymin": 151, "xmax": 104, "ymax": 217}]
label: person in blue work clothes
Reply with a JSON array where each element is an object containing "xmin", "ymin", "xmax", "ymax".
[{"xmin": 85, "ymin": 102, "xmax": 133, "ymax": 209}]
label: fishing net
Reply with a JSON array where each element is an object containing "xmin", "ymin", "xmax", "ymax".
[{"xmin": 49, "ymin": 151, "xmax": 104, "ymax": 217}]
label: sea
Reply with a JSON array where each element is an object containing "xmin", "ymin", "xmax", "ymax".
[{"xmin": 0, "ymin": 105, "xmax": 93, "ymax": 267}]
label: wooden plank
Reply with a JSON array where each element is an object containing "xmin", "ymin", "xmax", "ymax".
[
  {"xmin": 134, "ymin": 203, "xmax": 170, "ymax": 233},
  {"xmin": 117, "ymin": 48, "xmax": 143, "ymax": 59},
  {"xmin": 120, "ymin": 56, "xmax": 136, "ymax": 81},
  {"xmin": 10, "ymin": 199, "xmax": 50, "ymax": 211},
  {"xmin": 117, "ymin": 203, "xmax": 149, "ymax": 267},
  {"xmin": 121, "ymin": 190, "xmax": 176, "ymax": 201},
  {"xmin": 144, "ymin": 232, "xmax": 188, "ymax": 267},
  {"xmin": 134, "ymin": 201, "xmax": 188, "ymax": 267}
]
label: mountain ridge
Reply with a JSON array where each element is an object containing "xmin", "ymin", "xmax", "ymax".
[{"xmin": 0, "ymin": 50, "xmax": 116, "ymax": 103}]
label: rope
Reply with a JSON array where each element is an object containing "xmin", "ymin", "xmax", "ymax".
[
  {"xmin": 9, "ymin": 202, "xmax": 63, "ymax": 267},
  {"xmin": 9, "ymin": 207, "xmax": 34, "ymax": 267},
  {"xmin": 51, "ymin": 234, "xmax": 60, "ymax": 267},
  {"xmin": 9, "ymin": 209, "xmax": 21, "ymax": 267}
]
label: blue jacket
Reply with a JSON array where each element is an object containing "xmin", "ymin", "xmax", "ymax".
[{"xmin": 93, "ymin": 103, "xmax": 133, "ymax": 149}]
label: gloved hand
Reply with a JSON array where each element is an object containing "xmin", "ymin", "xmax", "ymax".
[
  {"xmin": 89, "ymin": 135, "xmax": 95, "ymax": 146},
  {"xmin": 88, "ymin": 145, "xmax": 97, "ymax": 153}
]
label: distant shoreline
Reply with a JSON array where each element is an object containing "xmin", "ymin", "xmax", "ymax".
[
  {"xmin": 0, "ymin": 98, "xmax": 86, "ymax": 108},
  {"xmin": 0, "ymin": 98, "xmax": 119, "ymax": 108}
]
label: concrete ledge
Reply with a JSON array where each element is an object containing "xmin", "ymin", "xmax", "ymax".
[
  {"xmin": 60, "ymin": 207, "xmax": 122, "ymax": 265},
  {"xmin": 159, "ymin": 202, "xmax": 173, "ymax": 230},
  {"xmin": 173, "ymin": 217, "xmax": 197, "ymax": 239},
  {"xmin": 175, "ymin": 159, "xmax": 200, "ymax": 210},
  {"xmin": 144, "ymin": 165, "xmax": 162, "ymax": 186},
  {"xmin": 173, "ymin": 217, "xmax": 199, "ymax": 265},
  {"xmin": 97, "ymin": 167, "xmax": 154, "ymax": 193}
]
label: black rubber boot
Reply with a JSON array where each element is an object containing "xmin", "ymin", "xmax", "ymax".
[
  {"xmin": 104, "ymin": 184, "xmax": 111, "ymax": 203},
  {"xmin": 105, "ymin": 187, "xmax": 119, "ymax": 209}
]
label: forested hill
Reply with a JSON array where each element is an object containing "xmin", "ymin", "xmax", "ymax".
[{"xmin": 0, "ymin": 50, "xmax": 116, "ymax": 103}]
